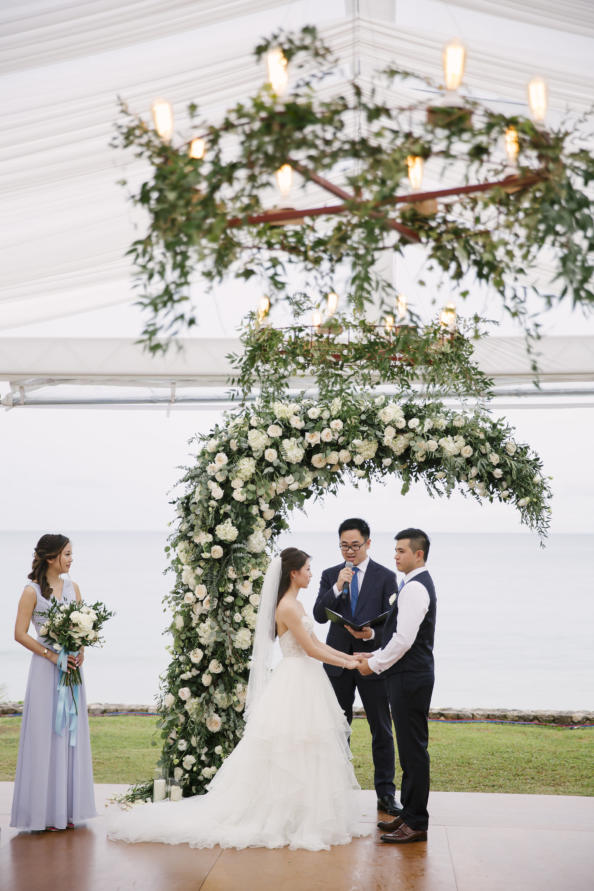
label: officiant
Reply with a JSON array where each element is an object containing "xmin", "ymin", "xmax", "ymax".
[{"xmin": 313, "ymin": 518, "xmax": 400, "ymax": 817}]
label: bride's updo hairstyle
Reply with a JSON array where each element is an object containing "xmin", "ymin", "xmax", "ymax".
[
  {"xmin": 276, "ymin": 547, "xmax": 310, "ymax": 606},
  {"xmin": 28, "ymin": 533, "xmax": 70, "ymax": 600}
]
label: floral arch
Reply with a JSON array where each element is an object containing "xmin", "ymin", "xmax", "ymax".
[{"xmin": 141, "ymin": 392, "xmax": 550, "ymax": 799}]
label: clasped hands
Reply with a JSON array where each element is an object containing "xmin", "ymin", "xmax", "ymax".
[{"xmin": 343, "ymin": 653, "xmax": 374, "ymax": 675}]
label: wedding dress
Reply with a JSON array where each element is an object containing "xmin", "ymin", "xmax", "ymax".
[{"xmin": 107, "ymin": 616, "xmax": 370, "ymax": 851}]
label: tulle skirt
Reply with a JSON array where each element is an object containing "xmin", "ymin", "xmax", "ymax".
[{"xmin": 107, "ymin": 655, "xmax": 370, "ymax": 851}]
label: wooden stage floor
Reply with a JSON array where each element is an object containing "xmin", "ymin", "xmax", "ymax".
[{"xmin": 1, "ymin": 784, "xmax": 592, "ymax": 891}]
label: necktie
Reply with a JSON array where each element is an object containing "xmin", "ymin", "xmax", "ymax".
[
  {"xmin": 398, "ymin": 577, "xmax": 405, "ymax": 593},
  {"xmin": 350, "ymin": 566, "xmax": 359, "ymax": 615}
]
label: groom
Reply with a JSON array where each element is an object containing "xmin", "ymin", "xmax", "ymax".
[
  {"xmin": 313, "ymin": 518, "xmax": 400, "ymax": 816},
  {"xmin": 357, "ymin": 528, "xmax": 436, "ymax": 844}
]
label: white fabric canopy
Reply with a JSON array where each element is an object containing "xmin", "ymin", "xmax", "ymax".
[
  {"xmin": 2, "ymin": 335, "xmax": 593, "ymax": 407},
  {"xmin": 1, "ymin": 0, "xmax": 593, "ymax": 333}
]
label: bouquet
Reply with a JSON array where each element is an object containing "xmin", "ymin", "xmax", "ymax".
[{"xmin": 38, "ymin": 599, "xmax": 114, "ymax": 689}]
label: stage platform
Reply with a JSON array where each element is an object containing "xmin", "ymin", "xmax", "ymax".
[{"xmin": 1, "ymin": 784, "xmax": 592, "ymax": 891}]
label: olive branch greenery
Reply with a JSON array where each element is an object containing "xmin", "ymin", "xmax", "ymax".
[{"xmin": 114, "ymin": 25, "xmax": 594, "ymax": 355}]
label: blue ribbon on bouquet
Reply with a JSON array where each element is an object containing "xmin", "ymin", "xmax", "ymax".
[{"xmin": 55, "ymin": 649, "xmax": 80, "ymax": 747}]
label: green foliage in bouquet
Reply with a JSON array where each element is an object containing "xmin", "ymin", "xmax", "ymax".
[
  {"xmin": 37, "ymin": 599, "xmax": 115, "ymax": 688},
  {"xmin": 114, "ymin": 25, "xmax": 594, "ymax": 353}
]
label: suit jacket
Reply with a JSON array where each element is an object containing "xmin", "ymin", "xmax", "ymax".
[{"xmin": 313, "ymin": 558, "xmax": 397, "ymax": 679}]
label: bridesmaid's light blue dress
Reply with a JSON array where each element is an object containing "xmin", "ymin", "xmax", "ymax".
[{"xmin": 10, "ymin": 578, "xmax": 97, "ymax": 830}]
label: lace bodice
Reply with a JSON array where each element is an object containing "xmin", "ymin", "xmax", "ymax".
[{"xmin": 279, "ymin": 615, "xmax": 314, "ymax": 659}]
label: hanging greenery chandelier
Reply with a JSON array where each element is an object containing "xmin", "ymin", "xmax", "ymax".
[{"xmin": 115, "ymin": 25, "xmax": 594, "ymax": 358}]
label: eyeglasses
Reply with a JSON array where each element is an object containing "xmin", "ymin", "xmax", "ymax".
[{"xmin": 339, "ymin": 542, "xmax": 366, "ymax": 552}]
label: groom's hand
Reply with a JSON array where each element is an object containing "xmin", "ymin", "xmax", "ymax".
[
  {"xmin": 354, "ymin": 655, "xmax": 374, "ymax": 676},
  {"xmin": 345, "ymin": 624, "xmax": 373, "ymax": 640}
]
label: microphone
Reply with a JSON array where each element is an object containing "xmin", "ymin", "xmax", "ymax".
[{"xmin": 341, "ymin": 561, "xmax": 354, "ymax": 597}]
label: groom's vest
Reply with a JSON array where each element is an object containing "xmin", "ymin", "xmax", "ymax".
[{"xmin": 381, "ymin": 569, "xmax": 436, "ymax": 678}]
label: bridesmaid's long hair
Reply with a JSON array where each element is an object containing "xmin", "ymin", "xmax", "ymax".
[
  {"xmin": 28, "ymin": 534, "xmax": 70, "ymax": 600},
  {"xmin": 276, "ymin": 547, "xmax": 310, "ymax": 607}
]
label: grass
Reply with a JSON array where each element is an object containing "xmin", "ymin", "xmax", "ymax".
[{"xmin": 1, "ymin": 716, "xmax": 592, "ymax": 796}]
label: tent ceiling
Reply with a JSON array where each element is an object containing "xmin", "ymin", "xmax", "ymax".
[
  {"xmin": 2, "ymin": 336, "xmax": 594, "ymax": 408},
  {"xmin": 1, "ymin": 0, "xmax": 593, "ymax": 334}
]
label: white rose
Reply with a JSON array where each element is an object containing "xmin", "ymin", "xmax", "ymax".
[
  {"xmin": 408, "ymin": 418, "xmax": 420, "ymax": 429},
  {"xmin": 330, "ymin": 419, "xmax": 343, "ymax": 431},
  {"xmin": 505, "ymin": 442, "xmax": 517, "ymax": 455},
  {"xmin": 183, "ymin": 755, "xmax": 196, "ymax": 769},
  {"xmin": 311, "ymin": 453, "xmax": 327, "ymax": 468},
  {"xmin": 289, "ymin": 415, "xmax": 304, "ymax": 429},
  {"xmin": 262, "ymin": 509, "xmax": 275, "ymax": 521},
  {"xmin": 453, "ymin": 415, "xmax": 465, "ymax": 427},
  {"xmin": 211, "ymin": 545, "xmax": 224, "ymax": 559},
  {"xmin": 174, "ymin": 615, "xmax": 184, "ymax": 630},
  {"xmin": 178, "ymin": 687, "xmax": 192, "ymax": 701},
  {"xmin": 189, "ymin": 648, "xmax": 203, "ymax": 664},
  {"xmin": 307, "ymin": 406, "xmax": 321, "ymax": 419},
  {"xmin": 272, "ymin": 402, "xmax": 293, "ymax": 419},
  {"xmin": 238, "ymin": 580, "xmax": 253, "ymax": 596},
  {"xmin": 518, "ymin": 497, "xmax": 530, "ymax": 507},
  {"xmin": 163, "ymin": 692, "xmax": 175, "ymax": 708},
  {"xmin": 281, "ymin": 438, "xmax": 305, "ymax": 463},
  {"xmin": 206, "ymin": 438, "xmax": 219, "ymax": 453},
  {"xmin": 206, "ymin": 714, "xmax": 222, "ymax": 732},
  {"xmin": 305, "ymin": 431, "xmax": 321, "ymax": 445},
  {"xmin": 232, "ymin": 489, "xmax": 247, "ymax": 502},
  {"xmin": 202, "ymin": 672, "xmax": 213, "ymax": 686},
  {"xmin": 177, "ymin": 738, "xmax": 188, "ymax": 751},
  {"xmin": 489, "ymin": 453, "xmax": 500, "ymax": 465},
  {"xmin": 461, "ymin": 445, "xmax": 473, "ymax": 458},
  {"xmin": 338, "ymin": 449, "xmax": 352, "ymax": 463},
  {"xmin": 183, "ymin": 592, "xmax": 195, "ymax": 604},
  {"xmin": 249, "ymin": 592, "xmax": 260, "ymax": 607},
  {"xmin": 209, "ymin": 659, "xmax": 224, "ymax": 674},
  {"xmin": 214, "ymin": 452, "xmax": 228, "ymax": 467},
  {"xmin": 267, "ymin": 424, "xmax": 282, "ymax": 437},
  {"xmin": 207, "ymin": 482, "xmax": 224, "ymax": 500},
  {"xmin": 493, "ymin": 468, "xmax": 503, "ymax": 478},
  {"xmin": 194, "ymin": 584, "xmax": 207, "ymax": 600},
  {"xmin": 264, "ymin": 448, "xmax": 278, "ymax": 462}
]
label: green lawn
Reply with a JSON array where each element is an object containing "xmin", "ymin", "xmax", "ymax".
[{"xmin": 0, "ymin": 716, "xmax": 591, "ymax": 796}]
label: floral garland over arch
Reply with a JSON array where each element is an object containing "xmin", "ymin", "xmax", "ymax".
[{"xmin": 143, "ymin": 393, "xmax": 550, "ymax": 800}]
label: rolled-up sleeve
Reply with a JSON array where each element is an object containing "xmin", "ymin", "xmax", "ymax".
[{"xmin": 367, "ymin": 582, "xmax": 429, "ymax": 674}]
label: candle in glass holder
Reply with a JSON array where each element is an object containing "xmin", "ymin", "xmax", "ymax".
[
  {"xmin": 169, "ymin": 782, "xmax": 182, "ymax": 802},
  {"xmin": 152, "ymin": 777, "xmax": 166, "ymax": 802}
]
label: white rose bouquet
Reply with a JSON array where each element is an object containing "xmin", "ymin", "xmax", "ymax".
[{"xmin": 38, "ymin": 598, "xmax": 114, "ymax": 691}]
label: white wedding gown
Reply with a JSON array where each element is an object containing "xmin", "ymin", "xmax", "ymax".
[{"xmin": 107, "ymin": 616, "xmax": 370, "ymax": 851}]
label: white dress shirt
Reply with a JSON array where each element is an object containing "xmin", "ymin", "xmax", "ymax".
[
  {"xmin": 333, "ymin": 555, "xmax": 370, "ymax": 598},
  {"xmin": 367, "ymin": 566, "xmax": 430, "ymax": 674}
]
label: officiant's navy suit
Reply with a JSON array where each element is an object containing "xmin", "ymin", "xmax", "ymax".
[{"xmin": 313, "ymin": 558, "xmax": 396, "ymax": 799}]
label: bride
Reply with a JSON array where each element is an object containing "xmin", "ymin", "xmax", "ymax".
[{"xmin": 107, "ymin": 547, "xmax": 371, "ymax": 851}]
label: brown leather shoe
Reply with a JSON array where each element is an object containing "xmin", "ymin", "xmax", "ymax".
[
  {"xmin": 377, "ymin": 815, "xmax": 403, "ymax": 831},
  {"xmin": 381, "ymin": 822, "xmax": 427, "ymax": 844}
]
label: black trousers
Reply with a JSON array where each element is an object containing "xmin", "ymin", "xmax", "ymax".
[
  {"xmin": 329, "ymin": 669, "xmax": 395, "ymax": 798},
  {"xmin": 386, "ymin": 671, "xmax": 434, "ymax": 831}
]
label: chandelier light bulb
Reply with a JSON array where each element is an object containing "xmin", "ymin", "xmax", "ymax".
[
  {"xmin": 504, "ymin": 127, "xmax": 519, "ymax": 164},
  {"xmin": 396, "ymin": 293, "xmax": 407, "ymax": 320},
  {"xmin": 440, "ymin": 303, "xmax": 457, "ymax": 332},
  {"xmin": 275, "ymin": 163, "xmax": 293, "ymax": 199},
  {"xmin": 257, "ymin": 295, "xmax": 270, "ymax": 323},
  {"xmin": 189, "ymin": 137, "xmax": 206, "ymax": 160},
  {"xmin": 527, "ymin": 77, "xmax": 548, "ymax": 123},
  {"xmin": 267, "ymin": 48, "xmax": 289, "ymax": 97},
  {"xmin": 312, "ymin": 309, "xmax": 323, "ymax": 330},
  {"xmin": 151, "ymin": 98, "xmax": 174, "ymax": 142},
  {"xmin": 407, "ymin": 156, "xmax": 424, "ymax": 191},
  {"xmin": 326, "ymin": 291, "xmax": 339, "ymax": 316},
  {"xmin": 384, "ymin": 314, "xmax": 395, "ymax": 333},
  {"xmin": 443, "ymin": 39, "xmax": 466, "ymax": 92}
]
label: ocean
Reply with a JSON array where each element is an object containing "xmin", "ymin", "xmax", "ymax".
[{"xmin": 1, "ymin": 530, "xmax": 592, "ymax": 711}]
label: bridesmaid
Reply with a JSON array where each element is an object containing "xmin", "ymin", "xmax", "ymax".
[{"xmin": 10, "ymin": 534, "xmax": 97, "ymax": 831}]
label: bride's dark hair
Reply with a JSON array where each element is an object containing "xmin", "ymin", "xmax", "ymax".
[
  {"xmin": 28, "ymin": 533, "xmax": 70, "ymax": 601},
  {"xmin": 276, "ymin": 547, "xmax": 310, "ymax": 606}
]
